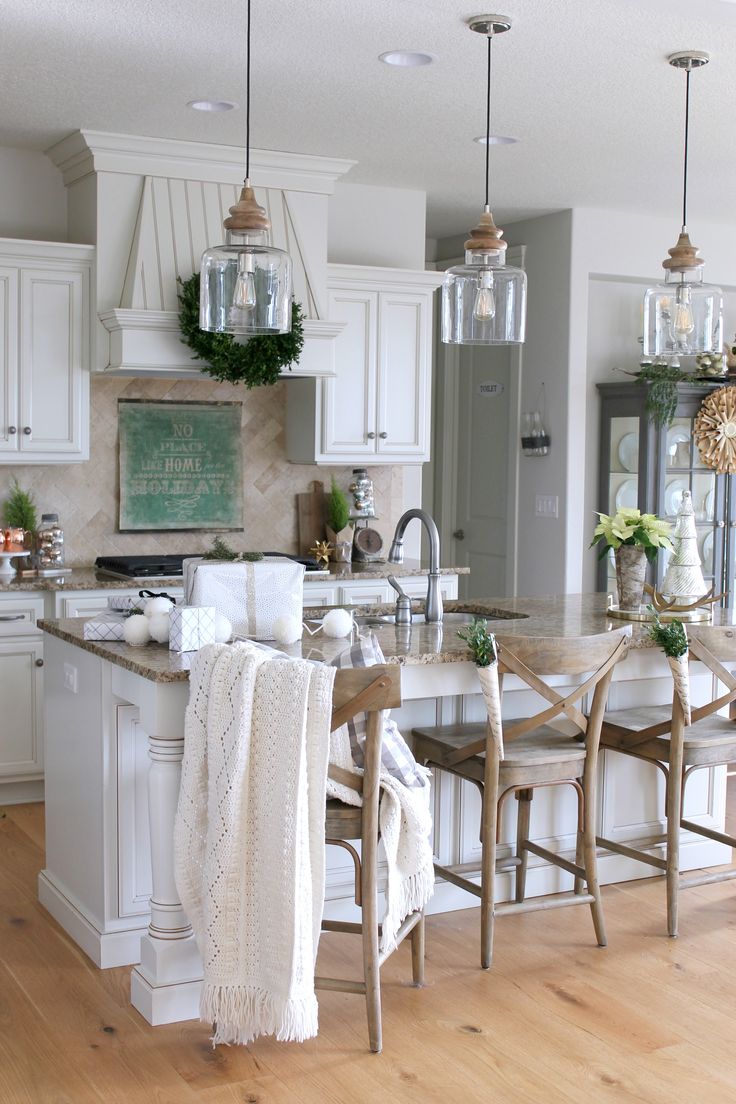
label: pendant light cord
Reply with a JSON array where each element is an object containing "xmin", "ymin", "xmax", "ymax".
[
  {"xmin": 245, "ymin": 0, "xmax": 251, "ymax": 181},
  {"xmin": 484, "ymin": 33, "xmax": 493, "ymax": 208},
  {"xmin": 681, "ymin": 66, "xmax": 690, "ymax": 230}
]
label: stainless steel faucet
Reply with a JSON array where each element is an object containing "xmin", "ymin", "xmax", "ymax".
[{"xmin": 388, "ymin": 509, "xmax": 443, "ymax": 623}]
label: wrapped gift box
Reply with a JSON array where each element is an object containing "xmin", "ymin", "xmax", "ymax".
[
  {"xmin": 182, "ymin": 557, "xmax": 304, "ymax": 640},
  {"xmin": 83, "ymin": 611, "xmax": 128, "ymax": 641},
  {"xmin": 169, "ymin": 605, "xmax": 216, "ymax": 653},
  {"xmin": 108, "ymin": 595, "xmax": 146, "ymax": 612}
]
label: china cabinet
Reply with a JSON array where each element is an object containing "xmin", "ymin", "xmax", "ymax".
[
  {"xmin": 597, "ymin": 381, "xmax": 729, "ymax": 596},
  {"xmin": 285, "ymin": 264, "xmax": 443, "ymax": 464},
  {"xmin": 0, "ymin": 239, "xmax": 92, "ymax": 463}
]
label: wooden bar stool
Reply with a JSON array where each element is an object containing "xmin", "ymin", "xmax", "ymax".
[
  {"xmin": 317, "ymin": 665, "xmax": 424, "ymax": 1053},
  {"xmin": 598, "ymin": 624, "xmax": 736, "ymax": 937},
  {"xmin": 412, "ymin": 629, "xmax": 630, "ymax": 969}
]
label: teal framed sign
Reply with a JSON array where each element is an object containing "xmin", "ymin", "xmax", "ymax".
[{"xmin": 118, "ymin": 400, "xmax": 243, "ymax": 531}]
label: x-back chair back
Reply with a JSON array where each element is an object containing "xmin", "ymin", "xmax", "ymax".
[{"xmin": 316, "ymin": 664, "xmax": 423, "ymax": 1054}]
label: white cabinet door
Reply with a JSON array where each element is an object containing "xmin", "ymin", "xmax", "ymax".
[
  {"xmin": 302, "ymin": 584, "xmax": 339, "ymax": 608},
  {"xmin": 116, "ymin": 705, "xmax": 152, "ymax": 917},
  {"xmin": 376, "ymin": 290, "xmax": 429, "ymax": 459},
  {"xmin": 399, "ymin": 575, "xmax": 459, "ymax": 601},
  {"xmin": 338, "ymin": 582, "xmax": 390, "ymax": 606},
  {"xmin": 19, "ymin": 267, "xmax": 88, "ymax": 459},
  {"xmin": 0, "ymin": 267, "xmax": 19, "ymax": 454},
  {"xmin": 320, "ymin": 289, "xmax": 378, "ymax": 458},
  {"xmin": 0, "ymin": 636, "xmax": 44, "ymax": 779}
]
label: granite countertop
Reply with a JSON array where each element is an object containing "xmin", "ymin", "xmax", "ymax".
[
  {"xmin": 0, "ymin": 559, "xmax": 468, "ymax": 593},
  {"xmin": 38, "ymin": 592, "xmax": 718, "ymax": 685}
]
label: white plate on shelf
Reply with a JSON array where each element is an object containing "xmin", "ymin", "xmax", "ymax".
[
  {"xmin": 617, "ymin": 432, "xmax": 639, "ymax": 473},
  {"xmin": 615, "ymin": 479, "xmax": 637, "ymax": 511},
  {"xmin": 664, "ymin": 478, "xmax": 688, "ymax": 517},
  {"xmin": 704, "ymin": 487, "xmax": 715, "ymax": 521},
  {"xmin": 666, "ymin": 426, "xmax": 690, "ymax": 466},
  {"xmin": 702, "ymin": 531, "xmax": 714, "ymax": 575}
]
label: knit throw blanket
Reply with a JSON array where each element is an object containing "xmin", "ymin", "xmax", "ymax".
[
  {"xmin": 174, "ymin": 641, "xmax": 336, "ymax": 1046},
  {"xmin": 327, "ymin": 726, "xmax": 435, "ymax": 955}
]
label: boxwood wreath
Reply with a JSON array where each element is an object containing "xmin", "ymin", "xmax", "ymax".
[{"xmin": 177, "ymin": 272, "xmax": 304, "ymax": 387}]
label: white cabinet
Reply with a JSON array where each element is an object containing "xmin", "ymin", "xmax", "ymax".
[
  {"xmin": 0, "ymin": 239, "xmax": 93, "ymax": 463},
  {"xmin": 0, "ymin": 593, "xmax": 45, "ymax": 794},
  {"xmin": 286, "ymin": 265, "xmax": 442, "ymax": 465}
]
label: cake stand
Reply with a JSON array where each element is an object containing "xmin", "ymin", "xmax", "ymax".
[{"xmin": 0, "ymin": 548, "xmax": 30, "ymax": 579}]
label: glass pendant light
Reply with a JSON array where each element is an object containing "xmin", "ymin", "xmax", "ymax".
[
  {"xmin": 442, "ymin": 15, "xmax": 526, "ymax": 346},
  {"xmin": 199, "ymin": 0, "xmax": 292, "ymax": 335},
  {"xmin": 643, "ymin": 52, "xmax": 722, "ymax": 357}
]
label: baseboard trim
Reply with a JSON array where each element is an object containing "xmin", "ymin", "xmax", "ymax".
[
  {"xmin": 38, "ymin": 871, "xmax": 147, "ymax": 968},
  {"xmin": 0, "ymin": 779, "xmax": 44, "ymax": 805}
]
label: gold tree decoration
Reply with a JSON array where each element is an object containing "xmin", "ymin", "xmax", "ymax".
[{"xmin": 693, "ymin": 385, "xmax": 736, "ymax": 473}]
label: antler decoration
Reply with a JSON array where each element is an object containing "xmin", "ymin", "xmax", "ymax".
[{"xmin": 644, "ymin": 583, "xmax": 725, "ymax": 614}]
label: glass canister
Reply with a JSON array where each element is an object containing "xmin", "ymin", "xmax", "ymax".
[
  {"xmin": 348, "ymin": 468, "xmax": 375, "ymax": 517},
  {"xmin": 37, "ymin": 513, "xmax": 65, "ymax": 573}
]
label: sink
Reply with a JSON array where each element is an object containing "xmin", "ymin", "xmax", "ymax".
[{"xmin": 354, "ymin": 607, "xmax": 529, "ymax": 628}]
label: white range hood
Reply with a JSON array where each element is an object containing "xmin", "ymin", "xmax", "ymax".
[{"xmin": 46, "ymin": 131, "xmax": 355, "ymax": 378}]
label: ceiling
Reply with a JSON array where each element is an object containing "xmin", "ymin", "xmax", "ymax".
[{"xmin": 3, "ymin": 0, "xmax": 736, "ymax": 238}]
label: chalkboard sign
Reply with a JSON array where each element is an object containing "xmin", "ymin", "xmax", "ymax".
[{"xmin": 118, "ymin": 400, "xmax": 243, "ymax": 531}]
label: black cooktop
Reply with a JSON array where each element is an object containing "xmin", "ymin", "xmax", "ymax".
[{"xmin": 95, "ymin": 553, "xmax": 322, "ymax": 580}]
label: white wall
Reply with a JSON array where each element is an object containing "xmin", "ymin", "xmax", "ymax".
[
  {"xmin": 574, "ymin": 207, "xmax": 736, "ymax": 592},
  {"xmin": 328, "ymin": 182, "xmax": 427, "ymax": 270},
  {"xmin": 0, "ymin": 147, "xmax": 66, "ymax": 241}
]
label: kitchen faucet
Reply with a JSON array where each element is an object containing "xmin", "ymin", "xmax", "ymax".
[{"xmin": 387, "ymin": 509, "xmax": 443, "ymax": 623}]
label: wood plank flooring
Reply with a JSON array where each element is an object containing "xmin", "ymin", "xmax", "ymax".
[{"xmin": 2, "ymin": 800, "xmax": 736, "ymax": 1104}]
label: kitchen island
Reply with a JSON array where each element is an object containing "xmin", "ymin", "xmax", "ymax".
[{"xmin": 38, "ymin": 594, "xmax": 731, "ymax": 1026}]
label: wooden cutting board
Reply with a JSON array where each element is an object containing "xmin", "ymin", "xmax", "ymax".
[{"xmin": 296, "ymin": 480, "xmax": 327, "ymax": 557}]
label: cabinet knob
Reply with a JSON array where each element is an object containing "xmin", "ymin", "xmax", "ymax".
[
  {"xmin": 366, "ymin": 431, "xmax": 376, "ymax": 439},
  {"xmin": 7, "ymin": 426, "xmax": 16, "ymax": 435},
  {"xmin": 35, "ymin": 658, "xmax": 44, "ymax": 667},
  {"xmin": 379, "ymin": 431, "xmax": 388, "ymax": 439},
  {"xmin": 730, "ymin": 522, "xmax": 736, "ymax": 530},
  {"xmin": 23, "ymin": 426, "xmax": 31, "ymax": 435},
  {"xmin": 716, "ymin": 520, "xmax": 726, "ymax": 529}
]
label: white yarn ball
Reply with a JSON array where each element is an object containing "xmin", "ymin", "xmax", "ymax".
[
  {"xmin": 123, "ymin": 614, "xmax": 151, "ymax": 647},
  {"xmin": 272, "ymin": 614, "xmax": 303, "ymax": 645},
  {"xmin": 148, "ymin": 612, "xmax": 171, "ymax": 643},
  {"xmin": 143, "ymin": 596, "xmax": 174, "ymax": 619},
  {"xmin": 321, "ymin": 608, "xmax": 354, "ymax": 638},
  {"xmin": 215, "ymin": 613, "xmax": 232, "ymax": 643}
]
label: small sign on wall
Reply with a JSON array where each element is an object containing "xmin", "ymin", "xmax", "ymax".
[
  {"xmin": 478, "ymin": 381, "xmax": 505, "ymax": 397},
  {"xmin": 118, "ymin": 399, "xmax": 243, "ymax": 531}
]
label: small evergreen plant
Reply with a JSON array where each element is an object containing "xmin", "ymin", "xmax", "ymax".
[
  {"xmin": 327, "ymin": 477, "xmax": 351, "ymax": 533},
  {"xmin": 457, "ymin": 618, "xmax": 498, "ymax": 667},
  {"xmin": 3, "ymin": 479, "xmax": 38, "ymax": 532},
  {"xmin": 646, "ymin": 605, "xmax": 688, "ymax": 658}
]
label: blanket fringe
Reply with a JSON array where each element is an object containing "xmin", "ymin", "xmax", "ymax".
[
  {"xmin": 380, "ymin": 863, "xmax": 435, "ymax": 954},
  {"xmin": 202, "ymin": 984, "xmax": 319, "ymax": 1047}
]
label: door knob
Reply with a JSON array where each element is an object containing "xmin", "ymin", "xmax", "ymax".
[
  {"xmin": 453, "ymin": 529, "xmax": 465, "ymax": 540},
  {"xmin": 7, "ymin": 426, "xmax": 16, "ymax": 434},
  {"xmin": 23, "ymin": 426, "xmax": 31, "ymax": 435}
]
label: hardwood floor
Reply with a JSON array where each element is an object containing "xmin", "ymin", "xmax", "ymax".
[{"xmin": 3, "ymin": 801, "xmax": 736, "ymax": 1104}]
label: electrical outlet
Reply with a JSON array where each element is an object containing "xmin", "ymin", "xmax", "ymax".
[
  {"xmin": 535, "ymin": 494, "xmax": 559, "ymax": 519},
  {"xmin": 63, "ymin": 662, "xmax": 78, "ymax": 694}
]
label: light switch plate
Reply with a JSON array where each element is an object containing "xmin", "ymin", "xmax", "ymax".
[
  {"xmin": 535, "ymin": 494, "xmax": 559, "ymax": 518},
  {"xmin": 63, "ymin": 662, "xmax": 78, "ymax": 694}
]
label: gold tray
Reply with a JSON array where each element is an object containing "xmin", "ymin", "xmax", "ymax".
[{"xmin": 607, "ymin": 604, "xmax": 712, "ymax": 623}]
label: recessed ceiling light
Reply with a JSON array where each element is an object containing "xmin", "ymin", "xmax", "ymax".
[
  {"xmin": 187, "ymin": 99, "xmax": 237, "ymax": 112},
  {"xmin": 474, "ymin": 134, "xmax": 520, "ymax": 145},
  {"xmin": 379, "ymin": 50, "xmax": 436, "ymax": 67}
]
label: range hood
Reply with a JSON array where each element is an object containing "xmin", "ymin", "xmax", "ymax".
[{"xmin": 46, "ymin": 131, "xmax": 355, "ymax": 378}]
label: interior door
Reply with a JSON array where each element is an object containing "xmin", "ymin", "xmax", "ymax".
[{"xmin": 452, "ymin": 346, "xmax": 512, "ymax": 599}]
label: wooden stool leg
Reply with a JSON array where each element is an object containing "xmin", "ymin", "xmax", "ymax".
[
  {"xmin": 515, "ymin": 788, "xmax": 532, "ymax": 903},
  {"xmin": 664, "ymin": 764, "xmax": 684, "ymax": 939},
  {"xmin": 480, "ymin": 754, "xmax": 500, "ymax": 970},
  {"xmin": 582, "ymin": 763, "xmax": 607, "ymax": 948},
  {"xmin": 361, "ymin": 712, "xmax": 383, "ymax": 1053},
  {"xmin": 574, "ymin": 786, "xmax": 585, "ymax": 896},
  {"xmin": 411, "ymin": 914, "xmax": 425, "ymax": 986}
]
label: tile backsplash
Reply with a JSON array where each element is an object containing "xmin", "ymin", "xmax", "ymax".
[{"xmin": 0, "ymin": 376, "xmax": 404, "ymax": 566}]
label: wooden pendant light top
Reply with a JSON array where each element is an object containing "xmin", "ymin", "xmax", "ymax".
[
  {"xmin": 464, "ymin": 207, "xmax": 508, "ymax": 254},
  {"xmin": 662, "ymin": 229, "xmax": 705, "ymax": 273},
  {"xmin": 224, "ymin": 181, "xmax": 271, "ymax": 232}
]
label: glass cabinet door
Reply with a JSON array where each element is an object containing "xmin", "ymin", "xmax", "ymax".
[
  {"xmin": 656, "ymin": 414, "xmax": 722, "ymax": 594},
  {"xmin": 605, "ymin": 415, "xmax": 644, "ymax": 591}
]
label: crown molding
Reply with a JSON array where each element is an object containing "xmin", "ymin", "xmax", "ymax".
[{"xmin": 46, "ymin": 130, "xmax": 356, "ymax": 193}]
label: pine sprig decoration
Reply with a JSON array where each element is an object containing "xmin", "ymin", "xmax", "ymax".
[
  {"xmin": 646, "ymin": 605, "xmax": 688, "ymax": 658},
  {"xmin": 457, "ymin": 617, "xmax": 498, "ymax": 668},
  {"xmin": 201, "ymin": 536, "xmax": 264, "ymax": 562},
  {"xmin": 636, "ymin": 363, "xmax": 712, "ymax": 428},
  {"xmin": 177, "ymin": 273, "xmax": 305, "ymax": 388}
]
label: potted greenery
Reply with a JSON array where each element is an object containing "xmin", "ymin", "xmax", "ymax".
[
  {"xmin": 590, "ymin": 507, "xmax": 673, "ymax": 611},
  {"xmin": 457, "ymin": 617, "xmax": 504, "ymax": 760},
  {"xmin": 325, "ymin": 477, "xmax": 353, "ymax": 563},
  {"xmin": 3, "ymin": 479, "xmax": 38, "ymax": 549}
]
